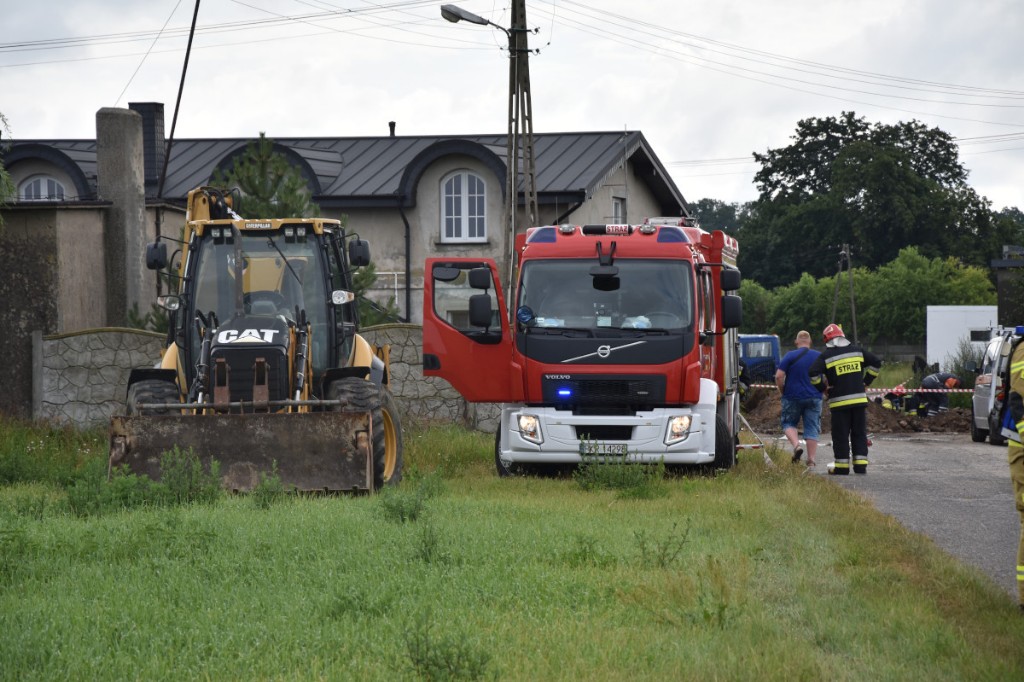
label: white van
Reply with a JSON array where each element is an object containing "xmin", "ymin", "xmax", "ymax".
[{"xmin": 970, "ymin": 329, "xmax": 1021, "ymax": 445}]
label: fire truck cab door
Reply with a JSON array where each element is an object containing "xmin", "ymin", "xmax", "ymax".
[{"xmin": 422, "ymin": 258, "xmax": 518, "ymax": 402}]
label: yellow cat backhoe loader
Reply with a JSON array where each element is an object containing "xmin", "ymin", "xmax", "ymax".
[{"xmin": 108, "ymin": 187, "xmax": 402, "ymax": 492}]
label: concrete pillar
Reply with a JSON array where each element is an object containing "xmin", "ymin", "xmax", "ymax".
[
  {"xmin": 128, "ymin": 102, "xmax": 165, "ymax": 197},
  {"xmin": 96, "ymin": 107, "xmax": 148, "ymax": 327}
]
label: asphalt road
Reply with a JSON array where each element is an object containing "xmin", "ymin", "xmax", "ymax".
[{"xmin": 791, "ymin": 432, "xmax": 1020, "ymax": 601}]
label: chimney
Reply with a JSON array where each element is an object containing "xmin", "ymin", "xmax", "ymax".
[
  {"xmin": 128, "ymin": 102, "xmax": 165, "ymax": 198},
  {"xmin": 389, "ymin": 121, "xmax": 396, "ymax": 137}
]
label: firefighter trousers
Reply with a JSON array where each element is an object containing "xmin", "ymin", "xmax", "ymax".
[
  {"xmin": 831, "ymin": 406, "xmax": 869, "ymax": 474},
  {"xmin": 1009, "ymin": 442, "xmax": 1024, "ymax": 607}
]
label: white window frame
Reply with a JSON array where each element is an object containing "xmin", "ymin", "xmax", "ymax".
[
  {"xmin": 441, "ymin": 170, "xmax": 487, "ymax": 243},
  {"xmin": 19, "ymin": 175, "xmax": 67, "ymax": 202},
  {"xmin": 612, "ymin": 197, "xmax": 626, "ymax": 224}
]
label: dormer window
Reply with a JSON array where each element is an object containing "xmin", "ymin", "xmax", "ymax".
[
  {"xmin": 441, "ymin": 170, "xmax": 486, "ymax": 243},
  {"xmin": 19, "ymin": 175, "xmax": 66, "ymax": 201}
]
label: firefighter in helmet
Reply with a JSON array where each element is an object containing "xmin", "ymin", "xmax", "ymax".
[
  {"xmin": 808, "ymin": 323, "xmax": 882, "ymax": 474},
  {"xmin": 998, "ymin": 327, "xmax": 1024, "ymax": 612}
]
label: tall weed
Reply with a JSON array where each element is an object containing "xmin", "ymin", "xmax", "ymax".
[
  {"xmin": 159, "ymin": 446, "xmax": 221, "ymax": 505},
  {"xmin": 574, "ymin": 448, "xmax": 667, "ymax": 499},
  {"xmin": 401, "ymin": 611, "xmax": 495, "ymax": 681}
]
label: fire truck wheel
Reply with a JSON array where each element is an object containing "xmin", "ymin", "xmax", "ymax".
[
  {"xmin": 494, "ymin": 430, "xmax": 532, "ymax": 477},
  {"xmin": 713, "ymin": 414, "xmax": 737, "ymax": 469},
  {"xmin": 126, "ymin": 379, "xmax": 180, "ymax": 416}
]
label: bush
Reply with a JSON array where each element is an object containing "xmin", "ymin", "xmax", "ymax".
[
  {"xmin": 250, "ymin": 462, "xmax": 289, "ymax": 509},
  {"xmin": 159, "ymin": 446, "xmax": 222, "ymax": 505},
  {"xmin": 574, "ymin": 446, "xmax": 668, "ymax": 500},
  {"xmin": 401, "ymin": 612, "xmax": 494, "ymax": 681},
  {"xmin": 65, "ymin": 447, "xmax": 222, "ymax": 517}
]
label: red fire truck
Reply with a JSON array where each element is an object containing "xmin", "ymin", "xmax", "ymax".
[{"xmin": 422, "ymin": 218, "xmax": 743, "ymax": 475}]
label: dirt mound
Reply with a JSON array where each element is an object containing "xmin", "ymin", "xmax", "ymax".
[{"xmin": 742, "ymin": 388, "xmax": 972, "ymax": 435}]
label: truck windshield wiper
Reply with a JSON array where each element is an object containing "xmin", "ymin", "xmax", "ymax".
[{"xmin": 526, "ymin": 326, "xmax": 594, "ymax": 337}]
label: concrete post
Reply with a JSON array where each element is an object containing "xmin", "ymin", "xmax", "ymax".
[{"xmin": 96, "ymin": 107, "xmax": 148, "ymax": 327}]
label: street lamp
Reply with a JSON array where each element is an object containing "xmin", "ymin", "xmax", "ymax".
[
  {"xmin": 440, "ymin": 3, "xmax": 538, "ymax": 308},
  {"xmin": 440, "ymin": 4, "xmax": 507, "ymax": 34}
]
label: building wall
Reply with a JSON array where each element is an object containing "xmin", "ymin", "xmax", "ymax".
[
  {"xmin": 0, "ymin": 208, "xmax": 61, "ymax": 418},
  {"xmin": 321, "ymin": 153, "xmax": 509, "ymax": 325},
  {"xmin": 56, "ymin": 208, "xmax": 108, "ymax": 331},
  {"xmin": 564, "ymin": 161, "xmax": 665, "ymax": 225}
]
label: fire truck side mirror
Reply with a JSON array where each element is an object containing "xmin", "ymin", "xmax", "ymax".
[
  {"xmin": 469, "ymin": 293, "xmax": 493, "ymax": 328},
  {"xmin": 720, "ymin": 268, "xmax": 741, "ymax": 292},
  {"xmin": 468, "ymin": 268, "xmax": 492, "ymax": 290},
  {"xmin": 146, "ymin": 241, "xmax": 168, "ymax": 270},
  {"xmin": 721, "ymin": 294, "xmax": 743, "ymax": 329}
]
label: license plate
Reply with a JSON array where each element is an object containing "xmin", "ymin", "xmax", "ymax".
[{"xmin": 579, "ymin": 442, "xmax": 628, "ymax": 456}]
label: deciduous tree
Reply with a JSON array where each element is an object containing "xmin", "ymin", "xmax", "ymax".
[{"xmin": 742, "ymin": 112, "xmax": 1000, "ymax": 288}]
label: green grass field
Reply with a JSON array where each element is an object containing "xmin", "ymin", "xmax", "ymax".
[{"xmin": 1, "ymin": 418, "xmax": 1021, "ymax": 680}]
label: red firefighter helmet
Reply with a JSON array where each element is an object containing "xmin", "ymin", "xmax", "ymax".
[
  {"xmin": 822, "ymin": 323, "xmax": 845, "ymax": 343},
  {"xmin": 893, "ymin": 384, "xmax": 907, "ymax": 397}
]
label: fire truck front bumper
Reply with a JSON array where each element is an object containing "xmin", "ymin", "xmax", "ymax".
[{"xmin": 496, "ymin": 404, "xmax": 717, "ymax": 466}]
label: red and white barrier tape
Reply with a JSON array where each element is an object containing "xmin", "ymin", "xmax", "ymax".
[{"xmin": 749, "ymin": 384, "xmax": 973, "ymax": 393}]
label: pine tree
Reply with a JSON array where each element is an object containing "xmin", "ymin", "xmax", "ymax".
[{"xmin": 211, "ymin": 132, "xmax": 318, "ymax": 219}]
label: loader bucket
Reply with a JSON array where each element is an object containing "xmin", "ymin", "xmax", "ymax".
[{"xmin": 109, "ymin": 411, "xmax": 373, "ymax": 493}]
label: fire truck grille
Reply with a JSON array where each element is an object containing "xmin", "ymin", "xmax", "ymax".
[
  {"xmin": 542, "ymin": 374, "xmax": 666, "ymax": 408},
  {"xmin": 575, "ymin": 425, "xmax": 634, "ymax": 441}
]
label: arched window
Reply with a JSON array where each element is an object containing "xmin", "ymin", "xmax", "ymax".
[
  {"xmin": 19, "ymin": 175, "xmax": 66, "ymax": 201},
  {"xmin": 441, "ymin": 171, "xmax": 486, "ymax": 243}
]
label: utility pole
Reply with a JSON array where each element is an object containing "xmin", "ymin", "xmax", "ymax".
[
  {"xmin": 830, "ymin": 244, "xmax": 859, "ymax": 343},
  {"xmin": 505, "ymin": 0, "xmax": 538, "ymax": 299},
  {"xmin": 440, "ymin": 2, "xmax": 538, "ymax": 304}
]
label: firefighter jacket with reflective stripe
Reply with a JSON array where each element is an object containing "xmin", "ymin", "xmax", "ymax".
[
  {"xmin": 808, "ymin": 344, "xmax": 881, "ymax": 410},
  {"xmin": 1001, "ymin": 341, "xmax": 1024, "ymax": 446}
]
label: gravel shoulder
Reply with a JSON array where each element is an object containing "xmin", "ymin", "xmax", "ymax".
[{"xmin": 772, "ymin": 431, "xmax": 1020, "ymax": 600}]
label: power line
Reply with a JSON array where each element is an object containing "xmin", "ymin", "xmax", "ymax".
[
  {"xmin": 114, "ymin": 0, "xmax": 183, "ymax": 108},
  {"xmin": 542, "ymin": 0, "xmax": 1024, "ymax": 100}
]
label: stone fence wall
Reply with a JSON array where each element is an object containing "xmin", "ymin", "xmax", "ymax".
[
  {"xmin": 33, "ymin": 324, "xmax": 498, "ymax": 433},
  {"xmin": 33, "ymin": 328, "xmax": 166, "ymax": 427}
]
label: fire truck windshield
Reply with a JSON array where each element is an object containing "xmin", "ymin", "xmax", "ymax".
[{"xmin": 519, "ymin": 259, "xmax": 694, "ymax": 332}]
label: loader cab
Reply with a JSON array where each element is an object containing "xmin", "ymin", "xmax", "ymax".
[{"xmin": 178, "ymin": 222, "xmax": 345, "ymax": 391}]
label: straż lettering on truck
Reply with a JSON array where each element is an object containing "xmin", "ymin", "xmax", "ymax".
[{"xmin": 422, "ymin": 218, "xmax": 743, "ymax": 475}]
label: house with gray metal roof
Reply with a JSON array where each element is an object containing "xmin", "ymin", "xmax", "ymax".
[{"xmin": 2, "ymin": 102, "xmax": 689, "ymax": 324}]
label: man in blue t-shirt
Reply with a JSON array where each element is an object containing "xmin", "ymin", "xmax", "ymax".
[{"xmin": 775, "ymin": 330, "xmax": 823, "ymax": 467}]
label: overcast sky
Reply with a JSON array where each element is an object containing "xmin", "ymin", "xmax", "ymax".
[{"xmin": 2, "ymin": 0, "xmax": 1022, "ymax": 210}]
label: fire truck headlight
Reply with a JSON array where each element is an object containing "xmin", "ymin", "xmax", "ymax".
[
  {"xmin": 665, "ymin": 415, "xmax": 692, "ymax": 445},
  {"xmin": 517, "ymin": 414, "xmax": 543, "ymax": 444}
]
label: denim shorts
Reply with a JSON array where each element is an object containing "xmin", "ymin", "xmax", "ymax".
[{"xmin": 780, "ymin": 397, "xmax": 822, "ymax": 440}]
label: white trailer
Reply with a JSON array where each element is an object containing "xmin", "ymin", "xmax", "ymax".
[{"xmin": 925, "ymin": 305, "xmax": 998, "ymax": 370}]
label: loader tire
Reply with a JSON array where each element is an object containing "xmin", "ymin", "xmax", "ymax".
[
  {"xmin": 329, "ymin": 378, "xmax": 403, "ymax": 490},
  {"xmin": 126, "ymin": 379, "xmax": 180, "ymax": 416}
]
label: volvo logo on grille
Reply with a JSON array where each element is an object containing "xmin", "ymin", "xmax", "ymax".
[{"xmin": 562, "ymin": 340, "xmax": 646, "ymax": 363}]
